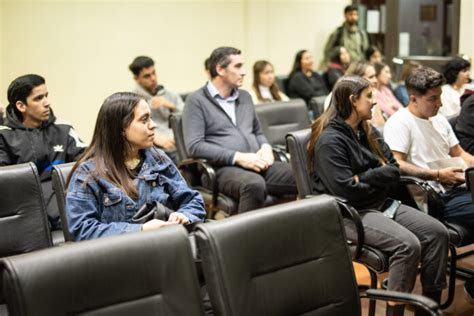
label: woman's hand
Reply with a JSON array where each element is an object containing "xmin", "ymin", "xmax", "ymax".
[
  {"xmin": 167, "ymin": 212, "xmax": 190, "ymax": 225},
  {"xmin": 142, "ymin": 219, "xmax": 175, "ymax": 231}
]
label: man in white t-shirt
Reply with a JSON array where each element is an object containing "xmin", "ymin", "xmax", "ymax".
[{"xmin": 384, "ymin": 67, "xmax": 474, "ymax": 300}]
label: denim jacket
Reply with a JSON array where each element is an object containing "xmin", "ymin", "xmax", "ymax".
[{"xmin": 66, "ymin": 147, "xmax": 206, "ymax": 241}]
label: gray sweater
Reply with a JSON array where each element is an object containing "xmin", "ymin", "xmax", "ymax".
[{"xmin": 182, "ymin": 85, "xmax": 268, "ymax": 166}]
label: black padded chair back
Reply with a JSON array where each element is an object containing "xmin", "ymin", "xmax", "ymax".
[
  {"xmin": 0, "ymin": 162, "xmax": 52, "ymax": 257},
  {"xmin": 195, "ymin": 196, "xmax": 360, "ymax": 316},
  {"xmin": 285, "ymin": 129, "xmax": 313, "ymax": 199},
  {"xmin": 1, "ymin": 226, "xmax": 204, "ymax": 316},
  {"xmin": 170, "ymin": 114, "xmax": 189, "ymax": 163},
  {"xmin": 275, "ymin": 75, "xmax": 289, "ymax": 95},
  {"xmin": 309, "ymin": 95, "xmax": 328, "ymax": 119},
  {"xmin": 255, "ymin": 99, "xmax": 311, "ymax": 148},
  {"xmin": 52, "ymin": 162, "xmax": 76, "ymax": 242}
]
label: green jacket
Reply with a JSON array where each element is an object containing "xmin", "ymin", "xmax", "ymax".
[{"xmin": 323, "ymin": 22, "xmax": 370, "ymax": 64}]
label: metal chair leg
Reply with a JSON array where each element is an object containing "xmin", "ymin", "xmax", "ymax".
[
  {"xmin": 440, "ymin": 244, "xmax": 457, "ymax": 309},
  {"xmin": 368, "ymin": 269, "xmax": 378, "ymax": 316}
]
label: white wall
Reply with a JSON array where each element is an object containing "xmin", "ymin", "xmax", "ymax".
[
  {"xmin": 459, "ymin": 0, "xmax": 474, "ymax": 62},
  {"xmin": 0, "ymin": 0, "xmax": 348, "ymax": 142}
]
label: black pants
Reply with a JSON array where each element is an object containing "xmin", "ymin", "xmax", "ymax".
[{"xmin": 216, "ymin": 161, "xmax": 297, "ymax": 214}]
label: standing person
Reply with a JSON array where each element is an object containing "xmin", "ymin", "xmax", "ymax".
[
  {"xmin": 287, "ymin": 50, "xmax": 329, "ymax": 109},
  {"xmin": 309, "ymin": 76, "xmax": 448, "ymax": 316},
  {"xmin": 440, "ymin": 56, "xmax": 472, "ymax": 118},
  {"xmin": 183, "ymin": 47, "xmax": 297, "ymax": 214},
  {"xmin": 0, "ymin": 74, "xmax": 87, "ymax": 230},
  {"xmin": 323, "ymin": 4, "xmax": 370, "ymax": 64},
  {"xmin": 250, "ymin": 60, "xmax": 289, "ymax": 105},
  {"xmin": 129, "ymin": 56, "xmax": 184, "ymax": 163},
  {"xmin": 66, "ymin": 92, "xmax": 205, "ymax": 241}
]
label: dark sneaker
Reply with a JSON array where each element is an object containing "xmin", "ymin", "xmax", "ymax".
[{"xmin": 464, "ymin": 277, "xmax": 474, "ymax": 305}]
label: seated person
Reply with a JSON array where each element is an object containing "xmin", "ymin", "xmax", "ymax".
[
  {"xmin": 0, "ymin": 102, "xmax": 4, "ymax": 125},
  {"xmin": 66, "ymin": 92, "xmax": 205, "ymax": 241},
  {"xmin": 287, "ymin": 50, "xmax": 328, "ymax": 107},
  {"xmin": 325, "ymin": 46, "xmax": 351, "ymax": 90},
  {"xmin": 250, "ymin": 60, "xmax": 289, "ymax": 105},
  {"xmin": 324, "ymin": 61, "xmax": 385, "ymax": 130},
  {"xmin": 183, "ymin": 46, "xmax": 297, "ymax": 214},
  {"xmin": 374, "ymin": 62, "xmax": 403, "ymax": 117},
  {"xmin": 0, "ymin": 74, "xmax": 86, "ymax": 230},
  {"xmin": 384, "ymin": 67, "xmax": 474, "ymax": 300},
  {"xmin": 309, "ymin": 76, "xmax": 448, "ymax": 316},
  {"xmin": 129, "ymin": 56, "xmax": 184, "ymax": 163},
  {"xmin": 364, "ymin": 45, "xmax": 383, "ymax": 64},
  {"xmin": 440, "ymin": 56, "xmax": 472, "ymax": 118},
  {"xmin": 394, "ymin": 61, "xmax": 421, "ymax": 107},
  {"xmin": 456, "ymin": 92, "xmax": 474, "ymax": 154}
]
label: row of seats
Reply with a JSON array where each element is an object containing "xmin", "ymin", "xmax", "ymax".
[
  {"xmin": 1, "ymin": 196, "xmax": 442, "ymax": 316},
  {"xmin": 0, "ymin": 98, "xmax": 473, "ymax": 314}
]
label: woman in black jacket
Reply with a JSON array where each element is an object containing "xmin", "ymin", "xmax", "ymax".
[
  {"xmin": 308, "ymin": 76, "xmax": 448, "ymax": 316},
  {"xmin": 456, "ymin": 92, "xmax": 474, "ymax": 154},
  {"xmin": 287, "ymin": 50, "xmax": 328, "ymax": 106}
]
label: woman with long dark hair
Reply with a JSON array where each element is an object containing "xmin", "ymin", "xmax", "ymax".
[
  {"xmin": 374, "ymin": 62, "xmax": 403, "ymax": 117},
  {"xmin": 308, "ymin": 76, "xmax": 448, "ymax": 316},
  {"xmin": 325, "ymin": 46, "xmax": 351, "ymax": 90},
  {"xmin": 66, "ymin": 92, "xmax": 205, "ymax": 241},
  {"xmin": 250, "ymin": 60, "xmax": 289, "ymax": 104},
  {"xmin": 287, "ymin": 50, "xmax": 328, "ymax": 106}
]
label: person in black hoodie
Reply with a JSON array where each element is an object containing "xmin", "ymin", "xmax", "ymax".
[
  {"xmin": 0, "ymin": 74, "xmax": 87, "ymax": 230},
  {"xmin": 455, "ymin": 91, "xmax": 474, "ymax": 154},
  {"xmin": 307, "ymin": 76, "xmax": 448, "ymax": 316}
]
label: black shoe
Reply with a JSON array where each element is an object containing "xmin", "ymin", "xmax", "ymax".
[
  {"xmin": 464, "ymin": 277, "xmax": 474, "ymax": 304},
  {"xmin": 386, "ymin": 303, "xmax": 405, "ymax": 316}
]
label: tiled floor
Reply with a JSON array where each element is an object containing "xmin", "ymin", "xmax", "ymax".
[{"xmin": 356, "ymin": 244, "xmax": 474, "ymax": 316}]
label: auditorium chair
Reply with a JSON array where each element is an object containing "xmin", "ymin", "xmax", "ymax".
[
  {"xmin": 255, "ymin": 98, "xmax": 310, "ymax": 161},
  {"xmin": 0, "ymin": 162, "xmax": 52, "ymax": 257},
  {"xmin": 52, "ymin": 162, "xmax": 76, "ymax": 242},
  {"xmin": 195, "ymin": 196, "xmax": 442, "ymax": 316},
  {"xmin": 309, "ymin": 95, "xmax": 328, "ymax": 119},
  {"xmin": 393, "ymin": 170, "xmax": 474, "ymax": 309},
  {"xmin": 169, "ymin": 114, "xmax": 286, "ymax": 219},
  {"xmin": 275, "ymin": 75, "xmax": 289, "ymax": 95},
  {"xmin": 0, "ymin": 163, "xmax": 53, "ymax": 307},
  {"xmin": 1, "ymin": 226, "xmax": 204, "ymax": 316},
  {"xmin": 286, "ymin": 129, "xmax": 389, "ymax": 316}
]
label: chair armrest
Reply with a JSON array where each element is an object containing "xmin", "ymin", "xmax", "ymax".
[
  {"xmin": 178, "ymin": 159, "xmax": 218, "ymax": 208},
  {"xmin": 398, "ymin": 176, "xmax": 443, "ymax": 218},
  {"xmin": 305, "ymin": 195, "xmax": 364, "ymax": 259},
  {"xmin": 364, "ymin": 289, "xmax": 441, "ymax": 316},
  {"xmin": 335, "ymin": 200, "xmax": 364, "ymax": 260},
  {"xmin": 272, "ymin": 145, "xmax": 289, "ymax": 162},
  {"xmin": 399, "ymin": 175, "xmax": 427, "ymax": 186}
]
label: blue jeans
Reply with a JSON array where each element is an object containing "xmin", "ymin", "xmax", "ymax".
[{"xmin": 441, "ymin": 187, "xmax": 474, "ymax": 229}]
